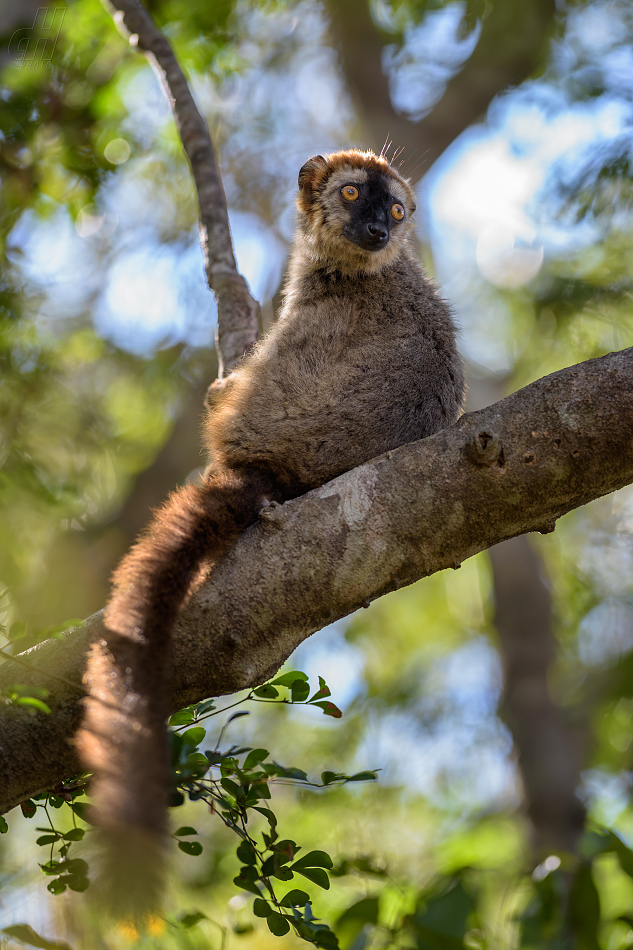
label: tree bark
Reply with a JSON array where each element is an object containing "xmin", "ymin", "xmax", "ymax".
[
  {"xmin": 1, "ymin": 347, "xmax": 633, "ymax": 813},
  {"xmin": 490, "ymin": 536, "xmax": 586, "ymax": 854}
]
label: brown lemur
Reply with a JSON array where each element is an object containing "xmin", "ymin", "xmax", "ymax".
[{"xmin": 77, "ymin": 148, "xmax": 464, "ymax": 913}]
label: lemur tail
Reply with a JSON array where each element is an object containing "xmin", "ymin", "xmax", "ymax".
[{"xmin": 77, "ymin": 466, "xmax": 275, "ymax": 920}]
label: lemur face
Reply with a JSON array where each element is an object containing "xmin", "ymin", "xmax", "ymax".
[
  {"xmin": 337, "ymin": 170, "xmax": 406, "ymax": 251},
  {"xmin": 297, "ymin": 149, "xmax": 417, "ymax": 273}
]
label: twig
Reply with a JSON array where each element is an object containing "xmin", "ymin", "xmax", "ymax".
[{"xmin": 103, "ymin": 0, "xmax": 260, "ymax": 376}]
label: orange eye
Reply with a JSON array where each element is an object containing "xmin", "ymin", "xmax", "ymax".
[
  {"xmin": 391, "ymin": 203, "xmax": 405, "ymax": 221},
  {"xmin": 341, "ymin": 185, "xmax": 359, "ymax": 202}
]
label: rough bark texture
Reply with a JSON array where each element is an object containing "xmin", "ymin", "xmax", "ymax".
[
  {"xmin": 1, "ymin": 348, "xmax": 633, "ymax": 813},
  {"xmin": 104, "ymin": 0, "xmax": 259, "ymax": 375},
  {"xmin": 325, "ymin": 0, "xmax": 557, "ymax": 167},
  {"xmin": 490, "ymin": 536, "xmax": 586, "ymax": 854}
]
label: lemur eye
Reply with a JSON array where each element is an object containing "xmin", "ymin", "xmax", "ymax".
[
  {"xmin": 341, "ymin": 185, "xmax": 359, "ymax": 202},
  {"xmin": 391, "ymin": 203, "xmax": 405, "ymax": 221}
]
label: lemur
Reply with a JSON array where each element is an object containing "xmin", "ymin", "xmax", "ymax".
[{"xmin": 78, "ymin": 148, "xmax": 464, "ymax": 914}]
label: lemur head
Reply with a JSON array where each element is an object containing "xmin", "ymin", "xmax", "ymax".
[{"xmin": 297, "ymin": 148, "xmax": 416, "ymax": 273}]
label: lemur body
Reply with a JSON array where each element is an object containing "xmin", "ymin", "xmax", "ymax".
[{"xmin": 78, "ymin": 149, "xmax": 464, "ymax": 913}]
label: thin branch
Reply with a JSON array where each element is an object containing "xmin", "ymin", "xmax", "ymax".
[
  {"xmin": 1, "ymin": 347, "xmax": 633, "ymax": 812},
  {"xmin": 103, "ymin": 0, "xmax": 259, "ymax": 376}
]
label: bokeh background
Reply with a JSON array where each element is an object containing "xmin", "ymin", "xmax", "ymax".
[{"xmin": 1, "ymin": 0, "xmax": 633, "ymax": 947}]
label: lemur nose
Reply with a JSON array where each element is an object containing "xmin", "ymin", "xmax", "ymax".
[{"xmin": 367, "ymin": 222, "xmax": 387, "ymax": 240}]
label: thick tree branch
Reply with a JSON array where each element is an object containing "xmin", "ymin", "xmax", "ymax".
[
  {"xmin": 1, "ymin": 348, "xmax": 633, "ymax": 812},
  {"xmin": 104, "ymin": 0, "xmax": 259, "ymax": 375}
]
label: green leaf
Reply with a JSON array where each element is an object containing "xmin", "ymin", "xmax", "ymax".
[
  {"xmin": 237, "ymin": 840, "xmax": 257, "ymax": 865},
  {"xmin": 0, "ymin": 816, "xmax": 8, "ymax": 833},
  {"xmin": 321, "ymin": 771, "xmax": 342, "ymax": 785},
  {"xmin": 253, "ymin": 898, "xmax": 272, "ymax": 918},
  {"xmin": 266, "ymin": 913, "xmax": 290, "ymax": 937},
  {"xmin": 20, "ymin": 799, "xmax": 37, "ymax": 818},
  {"xmin": 347, "ymin": 771, "xmax": 378, "ymax": 782},
  {"xmin": 179, "ymin": 911, "xmax": 207, "ymax": 929},
  {"xmin": 272, "ymin": 839, "xmax": 298, "ymax": 859},
  {"xmin": 234, "ymin": 868, "xmax": 262, "ymax": 896},
  {"xmin": 62, "ymin": 829, "xmax": 84, "ymax": 841},
  {"xmin": 292, "ymin": 850, "xmax": 334, "ymax": 870},
  {"xmin": 244, "ymin": 748, "xmax": 269, "ymax": 770},
  {"xmin": 46, "ymin": 880, "xmax": 67, "ymax": 895},
  {"xmin": 253, "ymin": 806, "xmax": 277, "ymax": 826},
  {"xmin": 66, "ymin": 875, "xmax": 89, "ymax": 892},
  {"xmin": 221, "ymin": 778, "xmax": 241, "ymax": 798},
  {"xmin": 274, "ymin": 866, "xmax": 294, "ymax": 881},
  {"xmin": 280, "ymin": 889, "xmax": 311, "ymax": 907},
  {"xmin": 184, "ymin": 752, "xmax": 209, "ymax": 776},
  {"xmin": 16, "ymin": 697, "xmax": 51, "ymax": 714},
  {"xmin": 175, "ymin": 826, "xmax": 198, "ymax": 837},
  {"xmin": 311, "ymin": 701, "xmax": 343, "ymax": 719},
  {"xmin": 248, "ymin": 782, "xmax": 271, "ymax": 801},
  {"xmin": 270, "ymin": 671, "xmax": 309, "ymax": 687},
  {"xmin": 69, "ymin": 802, "xmax": 95, "ymax": 825},
  {"xmin": 178, "ymin": 841, "xmax": 203, "ymax": 856},
  {"xmin": 253, "ymin": 685, "xmax": 279, "ymax": 699},
  {"xmin": 271, "ymin": 763, "xmax": 308, "ymax": 780},
  {"xmin": 1, "ymin": 924, "xmax": 73, "ymax": 950},
  {"xmin": 290, "ymin": 679, "xmax": 311, "ymax": 702},
  {"xmin": 294, "ymin": 867, "xmax": 330, "ymax": 889},
  {"xmin": 309, "ymin": 676, "xmax": 332, "ymax": 702},
  {"xmin": 36, "ymin": 835, "xmax": 60, "ymax": 846},
  {"xmin": 194, "ymin": 699, "xmax": 216, "ymax": 715},
  {"xmin": 181, "ymin": 726, "xmax": 206, "ymax": 747},
  {"xmin": 169, "ymin": 706, "xmax": 196, "ymax": 726}
]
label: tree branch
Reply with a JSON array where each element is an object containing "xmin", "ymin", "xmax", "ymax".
[
  {"xmin": 104, "ymin": 0, "xmax": 259, "ymax": 375},
  {"xmin": 490, "ymin": 535, "xmax": 586, "ymax": 853},
  {"xmin": 1, "ymin": 348, "xmax": 633, "ymax": 812}
]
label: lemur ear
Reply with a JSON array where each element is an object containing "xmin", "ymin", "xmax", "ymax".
[{"xmin": 298, "ymin": 155, "xmax": 327, "ymax": 193}]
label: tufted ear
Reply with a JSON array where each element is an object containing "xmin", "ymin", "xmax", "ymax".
[{"xmin": 298, "ymin": 154, "xmax": 327, "ymax": 193}]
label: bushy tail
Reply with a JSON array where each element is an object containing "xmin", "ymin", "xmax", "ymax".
[{"xmin": 77, "ymin": 466, "xmax": 274, "ymax": 920}]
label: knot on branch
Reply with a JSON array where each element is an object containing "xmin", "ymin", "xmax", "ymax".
[
  {"xmin": 259, "ymin": 501, "xmax": 288, "ymax": 530},
  {"xmin": 462, "ymin": 430, "xmax": 504, "ymax": 468}
]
